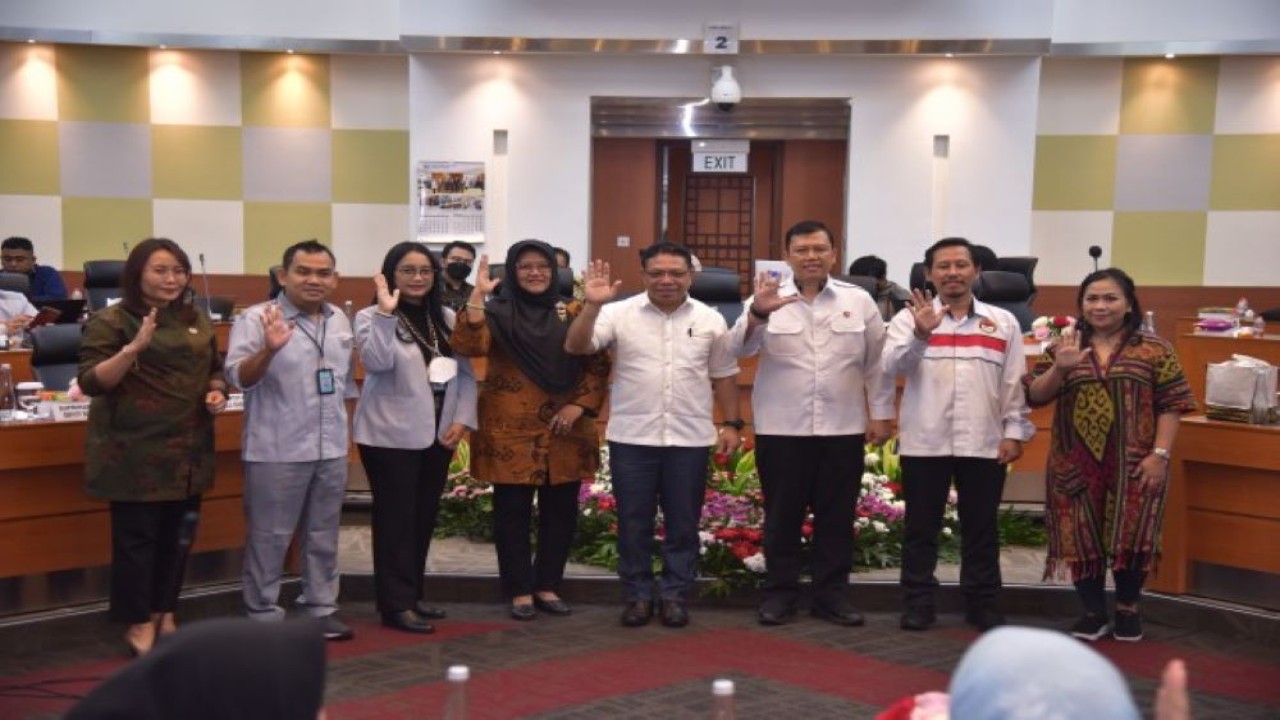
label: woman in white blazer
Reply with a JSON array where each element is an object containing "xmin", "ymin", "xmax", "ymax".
[{"xmin": 353, "ymin": 241, "xmax": 477, "ymax": 634}]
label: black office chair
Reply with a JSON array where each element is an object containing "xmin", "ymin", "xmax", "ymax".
[
  {"xmin": 971, "ymin": 244, "xmax": 999, "ymax": 273},
  {"xmin": 193, "ymin": 296, "xmax": 235, "ymax": 320},
  {"xmin": 689, "ymin": 267, "xmax": 744, "ymax": 327},
  {"xmin": 0, "ymin": 272, "xmax": 30, "ymax": 294},
  {"xmin": 974, "ymin": 271, "xmax": 1035, "ymax": 332},
  {"xmin": 83, "ymin": 260, "xmax": 126, "ymax": 311},
  {"xmin": 267, "ymin": 266, "xmax": 283, "ymax": 299},
  {"xmin": 29, "ymin": 323, "xmax": 83, "ymax": 391},
  {"xmin": 909, "ymin": 262, "xmax": 933, "ymax": 294},
  {"xmin": 997, "ymin": 256, "xmax": 1039, "ymax": 304}
]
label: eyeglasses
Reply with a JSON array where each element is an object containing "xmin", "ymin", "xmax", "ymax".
[
  {"xmin": 396, "ymin": 266, "xmax": 435, "ymax": 278},
  {"xmin": 514, "ymin": 262, "xmax": 553, "ymax": 274},
  {"xmin": 643, "ymin": 270, "xmax": 690, "ymax": 280}
]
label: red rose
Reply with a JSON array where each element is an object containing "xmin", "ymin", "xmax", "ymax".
[{"xmin": 713, "ymin": 452, "xmax": 732, "ymax": 467}]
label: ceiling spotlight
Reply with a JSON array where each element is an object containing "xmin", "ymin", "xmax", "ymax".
[
  {"xmin": 159, "ymin": 44, "xmax": 167, "ymax": 49},
  {"xmin": 945, "ymin": 53, "xmax": 954, "ymax": 58},
  {"xmin": 286, "ymin": 48, "xmax": 295, "ymax": 54},
  {"xmin": 27, "ymin": 38, "xmax": 35, "ymax": 44},
  {"xmin": 1164, "ymin": 53, "xmax": 1176, "ymax": 59}
]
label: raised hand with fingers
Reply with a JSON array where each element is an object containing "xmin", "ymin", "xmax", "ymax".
[
  {"xmin": 1050, "ymin": 327, "xmax": 1091, "ymax": 371},
  {"xmin": 374, "ymin": 273, "xmax": 399, "ymax": 314},
  {"xmin": 125, "ymin": 308, "xmax": 159, "ymax": 355},
  {"xmin": 473, "ymin": 255, "xmax": 502, "ymax": 297},
  {"xmin": 583, "ymin": 259, "xmax": 621, "ymax": 306},
  {"xmin": 749, "ymin": 271, "xmax": 797, "ymax": 318},
  {"xmin": 261, "ymin": 304, "xmax": 294, "ymax": 352},
  {"xmin": 908, "ymin": 288, "xmax": 945, "ymax": 340}
]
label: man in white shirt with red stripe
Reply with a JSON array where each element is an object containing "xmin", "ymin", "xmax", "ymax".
[{"xmin": 883, "ymin": 237, "xmax": 1034, "ymax": 633}]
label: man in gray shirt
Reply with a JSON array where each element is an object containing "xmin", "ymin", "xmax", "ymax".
[{"xmin": 225, "ymin": 240, "xmax": 358, "ymax": 641}]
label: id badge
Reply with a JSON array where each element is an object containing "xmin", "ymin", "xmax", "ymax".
[
  {"xmin": 428, "ymin": 356, "xmax": 458, "ymax": 384},
  {"xmin": 316, "ymin": 368, "xmax": 336, "ymax": 396}
]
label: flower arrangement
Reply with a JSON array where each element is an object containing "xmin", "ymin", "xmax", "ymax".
[
  {"xmin": 434, "ymin": 437, "xmax": 1043, "ymax": 595},
  {"xmin": 1030, "ymin": 315, "xmax": 1075, "ymax": 341}
]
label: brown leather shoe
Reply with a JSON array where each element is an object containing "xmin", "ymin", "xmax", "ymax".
[
  {"xmin": 660, "ymin": 599, "xmax": 689, "ymax": 628},
  {"xmin": 620, "ymin": 600, "xmax": 653, "ymax": 627}
]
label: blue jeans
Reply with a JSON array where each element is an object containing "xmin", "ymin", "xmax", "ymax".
[
  {"xmin": 949, "ymin": 626, "xmax": 1139, "ymax": 719},
  {"xmin": 608, "ymin": 442, "xmax": 709, "ymax": 602}
]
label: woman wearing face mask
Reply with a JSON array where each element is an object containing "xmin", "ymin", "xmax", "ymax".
[
  {"xmin": 451, "ymin": 239, "xmax": 610, "ymax": 620},
  {"xmin": 1023, "ymin": 268, "xmax": 1196, "ymax": 643},
  {"xmin": 353, "ymin": 241, "xmax": 477, "ymax": 633}
]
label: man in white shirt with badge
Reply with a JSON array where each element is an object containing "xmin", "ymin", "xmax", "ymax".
[
  {"xmin": 565, "ymin": 242, "xmax": 741, "ymax": 629},
  {"xmin": 732, "ymin": 220, "xmax": 894, "ymax": 626},
  {"xmin": 883, "ymin": 237, "xmax": 1034, "ymax": 633}
]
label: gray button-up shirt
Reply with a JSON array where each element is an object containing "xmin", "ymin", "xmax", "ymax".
[{"xmin": 225, "ymin": 296, "xmax": 358, "ymax": 462}]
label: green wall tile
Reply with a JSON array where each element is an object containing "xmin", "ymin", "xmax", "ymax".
[
  {"xmin": 152, "ymin": 125, "xmax": 243, "ymax": 200},
  {"xmin": 0, "ymin": 120, "xmax": 59, "ymax": 194},
  {"xmin": 243, "ymin": 202, "xmax": 332, "ymax": 274},
  {"xmin": 241, "ymin": 53, "xmax": 330, "ymax": 128},
  {"xmin": 1210, "ymin": 135, "xmax": 1280, "ymax": 210},
  {"xmin": 61, "ymin": 198, "xmax": 153, "ymax": 268},
  {"xmin": 56, "ymin": 45, "xmax": 150, "ymax": 123},
  {"xmin": 1111, "ymin": 212, "xmax": 1206, "ymax": 285},
  {"xmin": 332, "ymin": 129, "xmax": 408, "ymax": 204},
  {"xmin": 1033, "ymin": 136, "xmax": 1117, "ymax": 210},
  {"xmin": 1120, "ymin": 57, "xmax": 1218, "ymax": 135}
]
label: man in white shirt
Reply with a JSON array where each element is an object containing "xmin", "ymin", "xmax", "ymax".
[
  {"xmin": 565, "ymin": 242, "xmax": 741, "ymax": 629},
  {"xmin": 883, "ymin": 237, "xmax": 1034, "ymax": 633},
  {"xmin": 732, "ymin": 220, "xmax": 895, "ymax": 626},
  {"xmin": 0, "ymin": 289, "xmax": 37, "ymax": 335}
]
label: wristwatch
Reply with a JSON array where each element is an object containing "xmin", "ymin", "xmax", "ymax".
[
  {"xmin": 1151, "ymin": 447, "xmax": 1171, "ymax": 461},
  {"xmin": 719, "ymin": 419, "xmax": 746, "ymax": 431}
]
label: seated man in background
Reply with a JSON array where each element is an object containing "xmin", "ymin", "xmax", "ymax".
[
  {"xmin": 0, "ymin": 289, "xmax": 37, "ymax": 336},
  {"xmin": 2, "ymin": 236, "xmax": 69, "ymax": 301},
  {"xmin": 848, "ymin": 254, "xmax": 910, "ymax": 322}
]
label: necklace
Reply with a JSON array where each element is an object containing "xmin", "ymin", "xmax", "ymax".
[{"xmin": 397, "ymin": 310, "xmax": 441, "ymax": 358}]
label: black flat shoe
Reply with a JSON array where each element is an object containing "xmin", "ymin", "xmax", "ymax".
[
  {"xmin": 533, "ymin": 595, "xmax": 573, "ymax": 616},
  {"xmin": 812, "ymin": 603, "xmax": 865, "ymax": 627},
  {"xmin": 660, "ymin": 600, "xmax": 689, "ymax": 628},
  {"xmin": 414, "ymin": 601, "xmax": 447, "ymax": 619},
  {"xmin": 382, "ymin": 610, "xmax": 435, "ymax": 634},
  {"xmin": 757, "ymin": 604, "xmax": 796, "ymax": 626},
  {"xmin": 620, "ymin": 601, "xmax": 653, "ymax": 627},
  {"xmin": 510, "ymin": 602, "xmax": 537, "ymax": 621},
  {"xmin": 900, "ymin": 606, "xmax": 937, "ymax": 631}
]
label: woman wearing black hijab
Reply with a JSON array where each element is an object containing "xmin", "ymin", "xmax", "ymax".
[
  {"xmin": 67, "ymin": 618, "xmax": 326, "ymax": 720},
  {"xmin": 451, "ymin": 240, "xmax": 610, "ymax": 620}
]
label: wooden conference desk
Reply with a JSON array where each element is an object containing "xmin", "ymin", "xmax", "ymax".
[
  {"xmin": 1150, "ymin": 416, "xmax": 1280, "ymax": 608},
  {"xmin": 0, "ymin": 412, "xmax": 247, "ymax": 580}
]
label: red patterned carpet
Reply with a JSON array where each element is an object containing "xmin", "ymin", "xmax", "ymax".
[{"xmin": 2, "ymin": 603, "xmax": 1278, "ymax": 719}]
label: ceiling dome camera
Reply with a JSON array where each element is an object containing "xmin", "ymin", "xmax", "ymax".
[{"xmin": 711, "ymin": 65, "xmax": 741, "ymax": 112}]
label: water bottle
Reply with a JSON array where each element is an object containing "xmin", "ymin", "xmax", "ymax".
[
  {"xmin": 711, "ymin": 679, "xmax": 737, "ymax": 720},
  {"xmin": 0, "ymin": 364, "xmax": 17, "ymax": 423},
  {"xmin": 71, "ymin": 287, "xmax": 84, "ymax": 301},
  {"xmin": 0, "ymin": 326, "xmax": 8, "ymax": 351},
  {"xmin": 443, "ymin": 664, "xmax": 469, "ymax": 720},
  {"xmin": 1253, "ymin": 314, "xmax": 1266, "ymax": 339},
  {"xmin": 1141, "ymin": 310, "xmax": 1156, "ymax": 335}
]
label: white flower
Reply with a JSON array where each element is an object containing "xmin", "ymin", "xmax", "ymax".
[
  {"xmin": 942, "ymin": 527, "xmax": 953, "ymax": 536},
  {"xmin": 861, "ymin": 472, "xmax": 877, "ymax": 487},
  {"xmin": 698, "ymin": 531, "xmax": 715, "ymax": 546},
  {"xmin": 582, "ymin": 508, "xmax": 592, "ymax": 516},
  {"xmin": 589, "ymin": 482, "xmax": 609, "ymax": 495},
  {"xmin": 855, "ymin": 517, "xmax": 870, "ymax": 528},
  {"xmin": 872, "ymin": 520, "xmax": 888, "ymax": 533},
  {"xmin": 743, "ymin": 552, "xmax": 767, "ymax": 573},
  {"xmin": 864, "ymin": 452, "xmax": 880, "ymax": 466},
  {"xmin": 891, "ymin": 500, "xmax": 905, "ymax": 512}
]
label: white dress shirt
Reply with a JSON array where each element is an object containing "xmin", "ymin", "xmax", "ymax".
[
  {"xmin": 731, "ymin": 277, "xmax": 895, "ymax": 436},
  {"xmin": 0, "ymin": 290, "xmax": 37, "ymax": 322},
  {"xmin": 588, "ymin": 293, "xmax": 739, "ymax": 447},
  {"xmin": 882, "ymin": 298, "xmax": 1034, "ymax": 458}
]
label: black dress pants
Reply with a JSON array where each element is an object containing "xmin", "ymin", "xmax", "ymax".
[
  {"xmin": 492, "ymin": 482, "xmax": 581, "ymax": 599},
  {"xmin": 1074, "ymin": 554, "xmax": 1149, "ymax": 616},
  {"xmin": 756, "ymin": 434, "xmax": 865, "ymax": 609},
  {"xmin": 108, "ymin": 495, "xmax": 203, "ymax": 624},
  {"xmin": 900, "ymin": 455, "xmax": 1006, "ymax": 609},
  {"xmin": 358, "ymin": 443, "xmax": 452, "ymax": 614}
]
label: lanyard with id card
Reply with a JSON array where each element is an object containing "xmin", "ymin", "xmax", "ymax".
[{"xmin": 292, "ymin": 307, "xmax": 337, "ymax": 396}]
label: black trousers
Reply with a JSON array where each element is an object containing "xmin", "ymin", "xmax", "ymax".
[
  {"xmin": 756, "ymin": 434, "xmax": 865, "ymax": 609},
  {"xmin": 358, "ymin": 443, "xmax": 452, "ymax": 614},
  {"xmin": 492, "ymin": 481, "xmax": 581, "ymax": 599},
  {"xmin": 108, "ymin": 495, "xmax": 203, "ymax": 624},
  {"xmin": 1074, "ymin": 554, "xmax": 1149, "ymax": 616},
  {"xmin": 900, "ymin": 455, "xmax": 1006, "ymax": 609}
]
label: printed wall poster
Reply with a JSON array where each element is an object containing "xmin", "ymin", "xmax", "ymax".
[{"xmin": 416, "ymin": 161, "xmax": 485, "ymax": 242}]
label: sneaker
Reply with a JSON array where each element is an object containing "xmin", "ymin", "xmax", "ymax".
[
  {"xmin": 1113, "ymin": 610, "xmax": 1143, "ymax": 642},
  {"xmin": 1070, "ymin": 612, "xmax": 1111, "ymax": 641},
  {"xmin": 321, "ymin": 614, "xmax": 354, "ymax": 642}
]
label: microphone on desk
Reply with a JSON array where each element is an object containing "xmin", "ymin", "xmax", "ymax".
[
  {"xmin": 198, "ymin": 253, "xmax": 214, "ymax": 319},
  {"xmin": 1088, "ymin": 245, "xmax": 1102, "ymax": 272}
]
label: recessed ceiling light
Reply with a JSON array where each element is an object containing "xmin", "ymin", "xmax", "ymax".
[
  {"xmin": 286, "ymin": 48, "xmax": 295, "ymax": 54},
  {"xmin": 945, "ymin": 53, "xmax": 954, "ymax": 58},
  {"xmin": 1165, "ymin": 53, "xmax": 1176, "ymax": 59},
  {"xmin": 493, "ymin": 51, "xmax": 501, "ymax": 55},
  {"xmin": 27, "ymin": 38, "xmax": 35, "ymax": 44},
  {"xmin": 159, "ymin": 44, "xmax": 167, "ymax": 49}
]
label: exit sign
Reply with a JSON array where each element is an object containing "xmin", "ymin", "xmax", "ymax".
[{"xmin": 692, "ymin": 152, "xmax": 748, "ymax": 173}]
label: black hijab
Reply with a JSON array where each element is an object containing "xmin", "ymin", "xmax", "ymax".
[
  {"xmin": 485, "ymin": 239, "xmax": 582, "ymax": 395},
  {"xmin": 67, "ymin": 618, "xmax": 326, "ymax": 720}
]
